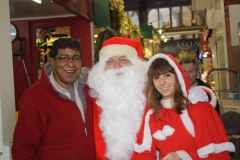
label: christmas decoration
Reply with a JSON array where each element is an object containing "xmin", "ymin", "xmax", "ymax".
[{"xmin": 109, "ymin": 0, "xmax": 146, "ymax": 57}]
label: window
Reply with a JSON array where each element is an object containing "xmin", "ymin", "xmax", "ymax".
[
  {"xmin": 125, "ymin": 11, "xmax": 139, "ymax": 27},
  {"xmin": 148, "ymin": 8, "xmax": 170, "ymax": 28},
  {"xmin": 147, "ymin": 5, "xmax": 203, "ymax": 29},
  {"xmin": 182, "ymin": 6, "xmax": 192, "ymax": 26},
  {"xmin": 171, "ymin": 6, "xmax": 194, "ymax": 27}
]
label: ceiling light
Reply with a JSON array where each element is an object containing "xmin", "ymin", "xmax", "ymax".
[
  {"xmin": 203, "ymin": 52, "xmax": 209, "ymax": 58},
  {"xmin": 33, "ymin": 0, "xmax": 42, "ymax": 4},
  {"xmin": 164, "ymin": 30, "xmax": 203, "ymax": 36},
  {"xmin": 158, "ymin": 29, "xmax": 163, "ymax": 34},
  {"xmin": 166, "ymin": 35, "xmax": 180, "ymax": 38}
]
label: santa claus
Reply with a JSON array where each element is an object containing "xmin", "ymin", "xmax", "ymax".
[{"xmin": 87, "ymin": 36, "xmax": 210, "ymax": 160}]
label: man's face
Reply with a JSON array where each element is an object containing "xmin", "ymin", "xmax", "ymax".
[
  {"xmin": 51, "ymin": 48, "xmax": 81, "ymax": 89},
  {"xmin": 181, "ymin": 62, "xmax": 198, "ymax": 86},
  {"xmin": 105, "ymin": 56, "xmax": 132, "ymax": 69},
  {"xmin": 105, "ymin": 56, "xmax": 132, "ymax": 76}
]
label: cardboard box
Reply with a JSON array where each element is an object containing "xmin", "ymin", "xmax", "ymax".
[{"xmin": 220, "ymin": 100, "xmax": 240, "ymax": 114}]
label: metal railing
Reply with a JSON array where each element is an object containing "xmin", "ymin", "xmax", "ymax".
[{"xmin": 206, "ymin": 68, "xmax": 240, "ymax": 100}]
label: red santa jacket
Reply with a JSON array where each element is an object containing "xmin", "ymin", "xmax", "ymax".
[{"xmin": 93, "ymin": 98, "xmax": 152, "ymax": 160}]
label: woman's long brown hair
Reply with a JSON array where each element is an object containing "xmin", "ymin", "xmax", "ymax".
[{"xmin": 146, "ymin": 58, "xmax": 190, "ymax": 118}]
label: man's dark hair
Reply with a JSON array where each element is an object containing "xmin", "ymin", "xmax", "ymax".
[{"xmin": 50, "ymin": 38, "xmax": 82, "ymax": 58}]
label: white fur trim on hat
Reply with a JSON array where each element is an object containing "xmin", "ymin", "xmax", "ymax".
[
  {"xmin": 146, "ymin": 53, "xmax": 187, "ymax": 97},
  {"xmin": 99, "ymin": 44, "xmax": 138, "ymax": 61}
]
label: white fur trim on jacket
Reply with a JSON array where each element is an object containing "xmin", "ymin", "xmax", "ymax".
[
  {"xmin": 134, "ymin": 109, "xmax": 153, "ymax": 153},
  {"xmin": 188, "ymin": 86, "xmax": 209, "ymax": 105},
  {"xmin": 99, "ymin": 44, "xmax": 138, "ymax": 61},
  {"xmin": 196, "ymin": 86, "xmax": 217, "ymax": 108},
  {"xmin": 180, "ymin": 110, "xmax": 195, "ymax": 137},
  {"xmin": 197, "ymin": 142, "xmax": 235, "ymax": 158},
  {"xmin": 176, "ymin": 150, "xmax": 192, "ymax": 160},
  {"xmin": 153, "ymin": 125, "xmax": 175, "ymax": 140}
]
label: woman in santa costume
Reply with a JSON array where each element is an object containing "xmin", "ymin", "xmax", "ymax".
[{"xmin": 137, "ymin": 53, "xmax": 235, "ymax": 160}]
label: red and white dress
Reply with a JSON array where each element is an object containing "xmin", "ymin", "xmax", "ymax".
[
  {"xmin": 145, "ymin": 100, "xmax": 235, "ymax": 160},
  {"xmin": 136, "ymin": 53, "xmax": 235, "ymax": 160}
]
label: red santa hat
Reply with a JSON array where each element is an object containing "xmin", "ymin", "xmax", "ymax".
[
  {"xmin": 99, "ymin": 36, "xmax": 143, "ymax": 61},
  {"xmin": 146, "ymin": 53, "xmax": 190, "ymax": 97}
]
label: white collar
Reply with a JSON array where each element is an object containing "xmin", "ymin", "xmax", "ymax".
[
  {"xmin": 49, "ymin": 71, "xmax": 78, "ymax": 95},
  {"xmin": 49, "ymin": 71, "xmax": 85, "ymax": 122},
  {"xmin": 160, "ymin": 99, "xmax": 173, "ymax": 109}
]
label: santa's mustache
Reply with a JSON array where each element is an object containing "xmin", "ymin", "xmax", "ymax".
[{"xmin": 104, "ymin": 66, "xmax": 133, "ymax": 77}]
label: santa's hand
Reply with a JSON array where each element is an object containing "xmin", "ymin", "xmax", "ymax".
[{"xmin": 188, "ymin": 86, "xmax": 208, "ymax": 104}]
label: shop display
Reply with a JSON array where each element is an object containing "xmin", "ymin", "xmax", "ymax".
[{"xmin": 36, "ymin": 27, "xmax": 70, "ymax": 79}]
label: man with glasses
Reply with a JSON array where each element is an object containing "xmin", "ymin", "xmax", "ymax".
[
  {"xmin": 87, "ymin": 36, "xmax": 149, "ymax": 160},
  {"xmin": 12, "ymin": 38, "xmax": 96, "ymax": 159},
  {"xmin": 179, "ymin": 56, "xmax": 220, "ymax": 114}
]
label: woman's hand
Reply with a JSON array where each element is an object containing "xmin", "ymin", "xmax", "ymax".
[{"xmin": 161, "ymin": 152, "xmax": 182, "ymax": 160}]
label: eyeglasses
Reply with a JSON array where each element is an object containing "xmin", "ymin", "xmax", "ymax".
[
  {"xmin": 54, "ymin": 55, "xmax": 82, "ymax": 63},
  {"xmin": 106, "ymin": 57, "xmax": 130, "ymax": 66}
]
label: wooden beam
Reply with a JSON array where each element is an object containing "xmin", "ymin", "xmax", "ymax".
[{"xmin": 224, "ymin": 0, "xmax": 240, "ymax": 5}]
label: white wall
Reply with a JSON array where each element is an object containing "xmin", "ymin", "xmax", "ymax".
[
  {"xmin": 0, "ymin": 0, "xmax": 17, "ymax": 159},
  {"xmin": 229, "ymin": 4, "xmax": 240, "ymax": 46}
]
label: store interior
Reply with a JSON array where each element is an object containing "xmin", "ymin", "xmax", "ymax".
[
  {"xmin": 9, "ymin": 0, "xmax": 240, "ymax": 110},
  {"xmin": 0, "ymin": 0, "xmax": 238, "ymax": 158}
]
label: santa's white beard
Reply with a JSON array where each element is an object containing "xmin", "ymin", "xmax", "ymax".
[{"xmin": 87, "ymin": 58, "xmax": 147, "ymax": 160}]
